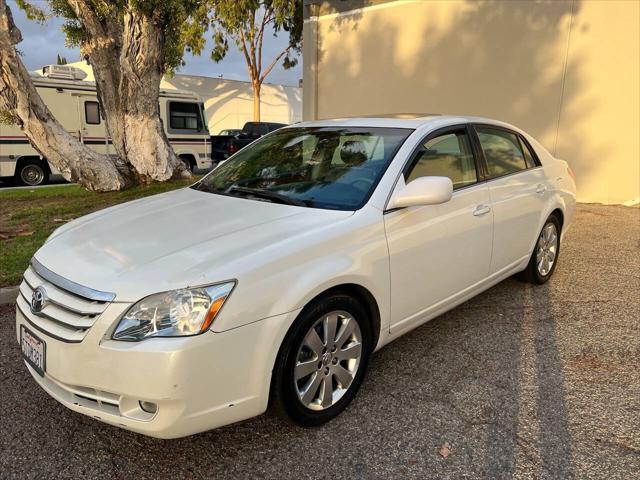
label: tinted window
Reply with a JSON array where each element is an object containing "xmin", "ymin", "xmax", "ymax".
[
  {"xmin": 85, "ymin": 101, "xmax": 100, "ymax": 125},
  {"xmin": 476, "ymin": 127, "xmax": 527, "ymax": 178},
  {"xmin": 406, "ymin": 130, "xmax": 477, "ymax": 189},
  {"xmin": 243, "ymin": 123, "xmax": 260, "ymax": 137},
  {"xmin": 519, "ymin": 137, "xmax": 538, "ymax": 168},
  {"xmin": 169, "ymin": 102, "xmax": 202, "ymax": 131},
  {"xmin": 194, "ymin": 127, "xmax": 412, "ymax": 210},
  {"xmin": 268, "ymin": 123, "xmax": 285, "ymax": 132}
]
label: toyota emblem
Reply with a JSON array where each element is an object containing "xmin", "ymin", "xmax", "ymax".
[{"xmin": 31, "ymin": 286, "xmax": 47, "ymax": 314}]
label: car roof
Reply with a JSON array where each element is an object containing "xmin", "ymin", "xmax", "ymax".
[{"xmin": 293, "ymin": 115, "xmax": 524, "ymax": 133}]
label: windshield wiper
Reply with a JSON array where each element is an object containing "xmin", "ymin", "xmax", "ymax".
[{"xmin": 226, "ymin": 186, "xmax": 308, "ymax": 207}]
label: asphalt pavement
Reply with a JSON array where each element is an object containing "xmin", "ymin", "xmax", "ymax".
[{"xmin": 0, "ymin": 204, "xmax": 638, "ymax": 479}]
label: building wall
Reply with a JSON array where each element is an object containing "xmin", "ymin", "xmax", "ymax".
[
  {"xmin": 162, "ymin": 75, "xmax": 302, "ymax": 134},
  {"xmin": 303, "ymin": 0, "xmax": 640, "ymax": 205},
  {"xmin": 67, "ymin": 62, "xmax": 302, "ymax": 135}
]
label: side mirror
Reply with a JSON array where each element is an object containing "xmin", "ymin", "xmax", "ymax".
[{"xmin": 388, "ymin": 176, "xmax": 453, "ymax": 209}]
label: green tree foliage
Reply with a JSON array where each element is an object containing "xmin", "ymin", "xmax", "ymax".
[
  {"xmin": 17, "ymin": 1, "xmax": 203, "ymax": 73},
  {"xmin": 56, "ymin": 53, "xmax": 67, "ymax": 64},
  {"xmin": 186, "ymin": 0, "xmax": 302, "ymax": 120}
]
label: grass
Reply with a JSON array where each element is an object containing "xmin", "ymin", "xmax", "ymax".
[{"xmin": 0, "ymin": 177, "xmax": 198, "ymax": 287}]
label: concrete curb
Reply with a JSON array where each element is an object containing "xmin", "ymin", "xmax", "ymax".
[{"xmin": 0, "ymin": 286, "xmax": 19, "ymax": 305}]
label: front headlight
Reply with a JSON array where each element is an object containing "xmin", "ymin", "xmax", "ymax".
[{"xmin": 112, "ymin": 281, "xmax": 235, "ymax": 341}]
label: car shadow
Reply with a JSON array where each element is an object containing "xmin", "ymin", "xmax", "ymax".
[{"xmin": 146, "ymin": 276, "xmax": 574, "ymax": 478}]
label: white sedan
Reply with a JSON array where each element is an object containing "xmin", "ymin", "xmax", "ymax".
[{"xmin": 16, "ymin": 115, "xmax": 576, "ymax": 438}]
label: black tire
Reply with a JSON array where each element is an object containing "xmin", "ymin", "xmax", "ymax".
[
  {"xmin": 15, "ymin": 158, "xmax": 49, "ymax": 186},
  {"xmin": 180, "ymin": 155, "xmax": 195, "ymax": 173},
  {"xmin": 522, "ymin": 213, "xmax": 561, "ymax": 284},
  {"xmin": 271, "ymin": 293, "xmax": 373, "ymax": 427}
]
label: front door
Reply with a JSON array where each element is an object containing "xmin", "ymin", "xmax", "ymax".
[
  {"xmin": 78, "ymin": 95, "xmax": 110, "ymax": 156},
  {"xmin": 385, "ymin": 126, "xmax": 494, "ymax": 335}
]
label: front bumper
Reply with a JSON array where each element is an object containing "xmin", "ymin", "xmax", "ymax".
[{"xmin": 16, "ymin": 306, "xmax": 296, "ymax": 439}]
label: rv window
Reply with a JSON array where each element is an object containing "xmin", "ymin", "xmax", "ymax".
[
  {"xmin": 169, "ymin": 102, "xmax": 202, "ymax": 131},
  {"xmin": 85, "ymin": 101, "xmax": 101, "ymax": 125}
]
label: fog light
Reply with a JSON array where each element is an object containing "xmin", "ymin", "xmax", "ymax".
[{"xmin": 139, "ymin": 401, "xmax": 158, "ymax": 414}]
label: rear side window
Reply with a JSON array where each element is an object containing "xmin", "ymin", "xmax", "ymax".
[
  {"xmin": 85, "ymin": 101, "xmax": 100, "ymax": 125},
  {"xmin": 169, "ymin": 102, "xmax": 203, "ymax": 131},
  {"xmin": 476, "ymin": 127, "xmax": 527, "ymax": 178},
  {"xmin": 405, "ymin": 130, "xmax": 477, "ymax": 189},
  {"xmin": 519, "ymin": 137, "xmax": 538, "ymax": 168}
]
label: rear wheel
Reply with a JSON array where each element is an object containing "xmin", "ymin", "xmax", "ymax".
[
  {"xmin": 15, "ymin": 159, "xmax": 49, "ymax": 186},
  {"xmin": 522, "ymin": 214, "xmax": 561, "ymax": 284},
  {"xmin": 272, "ymin": 293, "xmax": 372, "ymax": 426}
]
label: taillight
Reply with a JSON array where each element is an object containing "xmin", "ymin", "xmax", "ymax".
[
  {"xmin": 228, "ymin": 143, "xmax": 239, "ymax": 154},
  {"xmin": 567, "ymin": 165, "xmax": 575, "ymax": 180}
]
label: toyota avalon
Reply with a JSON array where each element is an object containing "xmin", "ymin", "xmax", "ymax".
[{"xmin": 16, "ymin": 115, "xmax": 577, "ymax": 438}]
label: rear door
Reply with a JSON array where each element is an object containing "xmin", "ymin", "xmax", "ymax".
[
  {"xmin": 472, "ymin": 125, "xmax": 548, "ymax": 273},
  {"xmin": 385, "ymin": 125, "xmax": 494, "ymax": 334}
]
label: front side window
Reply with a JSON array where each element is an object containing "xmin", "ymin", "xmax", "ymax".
[
  {"xmin": 169, "ymin": 102, "xmax": 203, "ymax": 131},
  {"xmin": 476, "ymin": 127, "xmax": 527, "ymax": 178},
  {"xmin": 405, "ymin": 130, "xmax": 477, "ymax": 189},
  {"xmin": 85, "ymin": 101, "xmax": 100, "ymax": 125},
  {"xmin": 193, "ymin": 127, "xmax": 412, "ymax": 210}
]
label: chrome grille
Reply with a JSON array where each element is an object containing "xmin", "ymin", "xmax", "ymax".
[{"xmin": 17, "ymin": 261, "xmax": 113, "ymax": 343}]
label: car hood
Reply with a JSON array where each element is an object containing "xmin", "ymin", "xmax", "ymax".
[{"xmin": 34, "ymin": 188, "xmax": 353, "ymax": 301}]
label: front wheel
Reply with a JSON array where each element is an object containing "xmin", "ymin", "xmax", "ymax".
[
  {"xmin": 272, "ymin": 293, "xmax": 372, "ymax": 426},
  {"xmin": 180, "ymin": 156, "xmax": 195, "ymax": 173},
  {"xmin": 522, "ymin": 214, "xmax": 561, "ymax": 284}
]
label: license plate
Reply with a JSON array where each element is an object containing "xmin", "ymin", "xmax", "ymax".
[{"xmin": 20, "ymin": 325, "xmax": 46, "ymax": 377}]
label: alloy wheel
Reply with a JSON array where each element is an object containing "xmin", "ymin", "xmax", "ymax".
[
  {"xmin": 536, "ymin": 222, "xmax": 558, "ymax": 276},
  {"xmin": 294, "ymin": 310, "xmax": 363, "ymax": 411}
]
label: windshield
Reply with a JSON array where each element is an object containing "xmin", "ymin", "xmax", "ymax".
[{"xmin": 193, "ymin": 127, "xmax": 412, "ymax": 210}]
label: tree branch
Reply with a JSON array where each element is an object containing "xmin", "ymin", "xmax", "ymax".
[
  {"xmin": 256, "ymin": 8, "xmax": 273, "ymax": 77},
  {"xmin": 248, "ymin": 10, "xmax": 258, "ymax": 81},
  {"xmin": 0, "ymin": 0, "xmax": 128, "ymax": 191},
  {"xmin": 67, "ymin": 0, "xmax": 106, "ymax": 37},
  {"xmin": 259, "ymin": 44, "xmax": 292, "ymax": 84},
  {"xmin": 238, "ymin": 28, "xmax": 256, "ymax": 82}
]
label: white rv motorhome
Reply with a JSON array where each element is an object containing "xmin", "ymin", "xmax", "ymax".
[{"xmin": 0, "ymin": 65, "xmax": 212, "ymax": 186}]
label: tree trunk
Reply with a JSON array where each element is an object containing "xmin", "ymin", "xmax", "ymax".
[
  {"xmin": 0, "ymin": 0, "xmax": 128, "ymax": 191},
  {"xmin": 252, "ymin": 81, "xmax": 261, "ymax": 121},
  {"xmin": 70, "ymin": 3, "xmax": 189, "ymax": 184}
]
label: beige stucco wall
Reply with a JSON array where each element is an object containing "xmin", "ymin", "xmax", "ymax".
[
  {"xmin": 304, "ymin": 0, "xmax": 640, "ymax": 204},
  {"xmin": 66, "ymin": 62, "xmax": 302, "ymax": 134}
]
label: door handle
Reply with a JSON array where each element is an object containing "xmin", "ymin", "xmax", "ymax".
[
  {"xmin": 536, "ymin": 184, "xmax": 547, "ymax": 194},
  {"xmin": 473, "ymin": 204, "xmax": 491, "ymax": 216}
]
